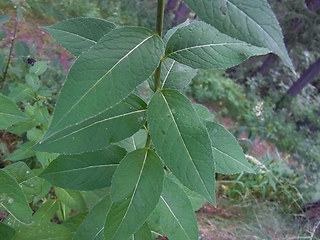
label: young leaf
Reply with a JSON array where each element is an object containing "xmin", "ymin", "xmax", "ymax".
[
  {"xmin": 39, "ymin": 27, "xmax": 163, "ymax": 144},
  {"xmin": 12, "ymin": 222, "xmax": 72, "ymax": 240},
  {"xmin": 181, "ymin": 0, "xmax": 295, "ymax": 72},
  {"xmin": 148, "ymin": 90, "xmax": 215, "ymax": 204},
  {"xmin": 34, "ymin": 95, "xmax": 147, "ymax": 154},
  {"xmin": 55, "ymin": 188, "xmax": 86, "ymax": 212},
  {"xmin": 165, "ymin": 21, "xmax": 270, "ymax": 69},
  {"xmin": 0, "ymin": 14, "xmax": 11, "ymax": 25},
  {"xmin": 104, "ymin": 149, "xmax": 164, "ymax": 240},
  {"xmin": 0, "ymin": 94, "xmax": 30, "ymax": 129},
  {"xmin": 31, "ymin": 199, "xmax": 59, "ymax": 223},
  {"xmin": 74, "ymin": 195, "xmax": 112, "ymax": 240},
  {"xmin": 8, "ymin": 83, "xmax": 34, "ymax": 103},
  {"xmin": 29, "ymin": 61, "xmax": 48, "ymax": 76},
  {"xmin": 43, "ymin": 17, "xmax": 116, "ymax": 57},
  {"xmin": 39, "ymin": 145, "xmax": 126, "ymax": 191},
  {"xmin": 0, "ymin": 170, "xmax": 32, "ymax": 224},
  {"xmin": 14, "ymin": 41, "xmax": 30, "ymax": 57},
  {"xmin": 25, "ymin": 73, "xmax": 40, "ymax": 92},
  {"xmin": 148, "ymin": 58, "xmax": 197, "ymax": 91},
  {"xmin": 3, "ymin": 162, "xmax": 51, "ymax": 203},
  {"xmin": 5, "ymin": 141, "xmax": 36, "ymax": 162},
  {"xmin": 149, "ymin": 176, "xmax": 198, "ymax": 240},
  {"xmin": 206, "ymin": 121, "xmax": 253, "ymax": 174}
]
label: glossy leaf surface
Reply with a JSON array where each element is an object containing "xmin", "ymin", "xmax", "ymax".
[
  {"xmin": 40, "ymin": 146, "xmax": 126, "ymax": 190},
  {"xmin": 181, "ymin": 0, "xmax": 294, "ymax": 71},
  {"xmin": 43, "ymin": 17, "xmax": 116, "ymax": 56},
  {"xmin": 0, "ymin": 94, "xmax": 30, "ymax": 129},
  {"xmin": 104, "ymin": 149, "xmax": 164, "ymax": 240},
  {"xmin": 166, "ymin": 21, "xmax": 270, "ymax": 69},
  {"xmin": 150, "ymin": 176, "xmax": 198, "ymax": 240},
  {"xmin": 148, "ymin": 89, "xmax": 215, "ymax": 203},
  {"xmin": 35, "ymin": 95, "xmax": 147, "ymax": 154},
  {"xmin": 0, "ymin": 170, "xmax": 32, "ymax": 224},
  {"xmin": 206, "ymin": 121, "xmax": 253, "ymax": 174}
]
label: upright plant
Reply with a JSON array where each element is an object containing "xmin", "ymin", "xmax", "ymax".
[{"xmin": 0, "ymin": 0, "xmax": 294, "ymax": 239}]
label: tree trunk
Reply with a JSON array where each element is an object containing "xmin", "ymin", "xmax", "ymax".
[
  {"xmin": 173, "ymin": 2, "xmax": 191, "ymax": 26},
  {"xmin": 257, "ymin": 53, "xmax": 278, "ymax": 76},
  {"xmin": 164, "ymin": 0, "xmax": 178, "ymax": 15},
  {"xmin": 287, "ymin": 57, "xmax": 320, "ymax": 97}
]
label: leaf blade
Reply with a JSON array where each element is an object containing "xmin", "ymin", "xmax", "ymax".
[
  {"xmin": 206, "ymin": 121, "xmax": 253, "ymax": 174},
  {"xmin": 148, "ymin": 89, "xmax": 215, "ymax": 204},
  {"xmin": 104, "ymin": 149, "xmax": 164, "ymax": 240},
  {"xmin": 0, "ymin": 170, "xmax": 32, "ymax": 224},
  {"xmin": 181, "ymin": 0, "xmax": 294, "ymax": 71},
  {"xmin": 166, "ymin": 21, "xmax": 270, "ymax": 69},
  {"xmin": 39, "ymin": 146, "xmax": 126, "ymax": 191},
  {"xmin": 43, "ymin": 17, "xmax": 116, "ymax": 56}
]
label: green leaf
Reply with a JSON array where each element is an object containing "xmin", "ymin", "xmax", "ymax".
[
  {"xmin": 0, "ymin": 14, "xmax": 11, "ymax": 25},
  {"xmin": 39, "ymin": 145, "xmax": 126, "ymax": 191},
  {"xmin": 8, "ymin": 83, "xmax": 34, "ymax": 103},
  {"xmin": 116, "ymin": 129, "xmax": 147, "ymax": 152},
  {"xmin": 74, "ymin": 195, "xmax": 112, "ymax": 240},
  {"xmin": 3, "ymin": 162, "xmax": 51, "ymax": 203},
  {"xmin": 6, "ymin": 141, "xmax": 36, "ymax": 161},
  {"xmin": 40, "ymin": 27, "xmax": 163, "ymax": 144},
  {"xmin": 29, "ymin": 61, "xmax": 48, "ymax": 76},
  {"xmin": 81, "ymin": 188, "xmax": 110, "ymax": 210},
  {"xmin": 148, "ymin": 89, "xmax": 215, "ymax": 204},
  {"xmin": 104, "ymin": 149, "xmax": 164, "ymax": 240},
  {"xmin": 150, "ymin": 176, "xmax": 198, "ymax": 240},
  {"xmin": 0, "ymin": 30, "xmax": 7, "ymax": 41},
  {"xmin": 25, "ymin": 73, "xmax": 40, "ymax": 91},
  {"xmin": 132, "ymin": 222, "xmax": 152, "ymax": 240},
  {"xmin": 14, "ymin": 41, "xmax": 29, "ymax": 57},
  {"xmin": 163, "ymin": 20, "xmax": 190, "ymax": 44},
  {"xmin": 62, "ymin": 213, "xmax": 87, "ymax": 238},
  {"xmin": 55, "ymin": 188, "xmax": 86, "ymax": 212},
  {"xmin": 6, "ymin": 119, "xmax": 38, "ymax": 135},
  {"xmin": 148, "ymin": 58, "xmax": 197, "ymax": 91},
  {"xmin": 32, "ymin": 199, "xmax": 59, "ymax": 223},
  {"xmin": 181, "ymin": 0, "xmax": 294, "ymax": 72},
  {"xmin": 43, "ymin": 17, "xmax": 116, "ymax": 57},
  {"xmin": 206, "ymin": 121, "xmax": 254, "ymax": 174},
  {"xmin": 0, "ymin": 222, "xmax": 15, "ymax": 240},
  {"xmin": 0, "ymin": 94, "xmax": 30, "ymax": 129},
  {"xmin": 35, "ymin": 152, "xmax": 59, "ymax": 167},
  {"xmin": 35, "ymin": 95, "xmax": 147, "ymax": 154},
  {"xmin": 165, "ymin": 21, "xmax": 270, "ymax": 69},
  {"xmin": 12, "ymin": 222, "xmax": 73, "ymax": 240},
  {"xmin": 33, "ymin": 106, "xmax": 50, "ymax": 126},
  {"xmin": 193, "ymin": 104, "xmax": 213, "ymax": 121},
  {"xmin": 0, "ymin": 170, "xmax": 32, "ymax": 224}
]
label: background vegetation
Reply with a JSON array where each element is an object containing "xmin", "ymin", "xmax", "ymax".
[{"xmin": 1, "ymin": 0, "xmax": 320, "ymax": 239}]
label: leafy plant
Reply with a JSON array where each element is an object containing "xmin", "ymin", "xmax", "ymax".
[{"xmin": 0, "ymin": 0, "xmax": 294, "ymax": 239}]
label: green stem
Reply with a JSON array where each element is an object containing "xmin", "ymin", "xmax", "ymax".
[{"xmin": 154, "ymin": 0, "xmax": 165, "ymax": 91}]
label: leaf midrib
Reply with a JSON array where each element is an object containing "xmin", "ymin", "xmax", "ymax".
[
  {"xmin": 51, "ymin": 34, "xmax": 154, "ymax": 133},
  {"xmin": 111, "ymin": 149, "xmax": 149, "ymax": 239},
  {"xmin": 212, "ymin": 146, "xmax": 252, "ymax": 172},
  {"xmin": 42, "ymin": 109, "xmax": 146, "ymax": 144},
  {"xmin": 160, "ymin": 196, "xmax": 191, "ymax": 239},
  {"xmin": 42, "ymin": 164, "xmax": 118, "ymax": 176},
  {"xmin": 46, "ymin": 27, "xmax": 97, "ymax": 44},
  {"xmin": 160, "ymin": 92, "xmax": 212, "ymax": 201},
  {"xmin": 226, "ymin": 0, "xmax": 281, "ymax": 53}
]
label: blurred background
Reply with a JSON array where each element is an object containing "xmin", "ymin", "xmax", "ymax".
[{"xmin": 1, "ymin": 0, "xmax": 320, "ymax": 239}]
